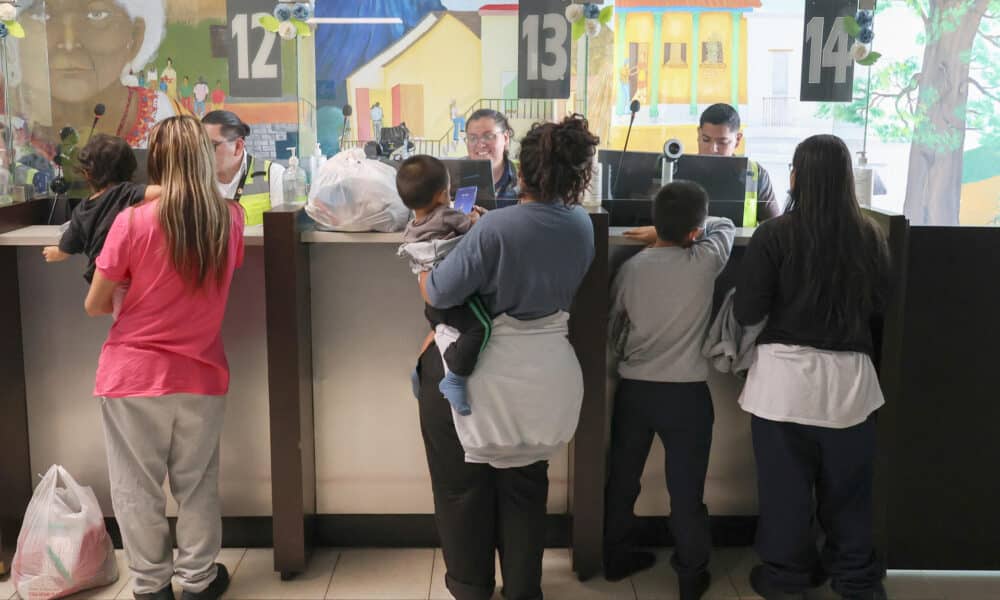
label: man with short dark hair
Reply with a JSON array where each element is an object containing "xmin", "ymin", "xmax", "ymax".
[
  {"xmin": 698, "ymin": 103, "xmax": 780, "ymax": 226},
  {"xmin": 202, "ymin": 110, "xmax": 284, "ymax": 225}
]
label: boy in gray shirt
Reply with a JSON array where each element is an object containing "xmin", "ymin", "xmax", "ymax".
[
  {"xmin": 397, "ymin": 155, "xmax": 490, "ymax": 416},
  {"xmin": 604, "ymin": 181, "xmax": 735, "ymax": 600}
]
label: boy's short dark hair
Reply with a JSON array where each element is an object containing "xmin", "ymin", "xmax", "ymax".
[
  {"xmin": 699, "ymin": 103, "xmax": 741, "ymax": 132},
  {"xmin": 77, "ymin": 134, "xmax": 137, "ymax": 190},
  {"xmin": 396, "ymin": 155, "xmax": 448, "ymax": 210},
  {"xmin": 653, "ymin": 181, "xmax": 710, "ymax": 245}
]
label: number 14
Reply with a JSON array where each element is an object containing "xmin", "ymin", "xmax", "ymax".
[{"xmin": 805, "ymin": 16, "xmax": 852, "ymax": 85}]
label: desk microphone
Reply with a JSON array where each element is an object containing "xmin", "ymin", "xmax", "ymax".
[
  {"xmin": 613, "ymin": 99, "xmax": 641, "ymax": 199},
  {"xmin": 340, "ymin": 104, "xmax": 353, "ymax": 151},
  {"xmin": 86, "ymin": 103, "xmax": 106, "ymax": 144}
]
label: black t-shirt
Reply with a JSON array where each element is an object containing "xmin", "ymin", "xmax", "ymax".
[
  {"xmin": 733, "ymin": 212, "xmax": 890, "ymax": 355},
  {"xmin": 58, "ymin": 182, "xmax": 147, "ymax": 283}
]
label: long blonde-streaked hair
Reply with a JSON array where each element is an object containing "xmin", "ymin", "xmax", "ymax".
[{"xmin": 147, "ymin": 116, "xmax": 231, "ymax": 288}]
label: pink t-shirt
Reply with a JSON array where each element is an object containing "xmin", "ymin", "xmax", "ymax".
[{"xmin": 94, "ymin": 201, "xmax": 245, "ymax": 398}]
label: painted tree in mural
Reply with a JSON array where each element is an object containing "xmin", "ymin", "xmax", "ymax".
[{"xmin": 819, "ymin": 0, "xmax": 1000, "ymax": 225}]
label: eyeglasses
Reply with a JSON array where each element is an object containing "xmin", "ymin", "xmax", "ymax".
[
  {"xmin": 212, "ymin": 139, "xmax": 237, "ymax": 149},
  {"xmin": 466, "ymin": 131, "xmax": 503, "ymax": 145}
]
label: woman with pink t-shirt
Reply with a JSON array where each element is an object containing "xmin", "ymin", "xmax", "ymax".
[{"xmin": 85, "ymin": 116, "xmax": 244, "ymax": 600}]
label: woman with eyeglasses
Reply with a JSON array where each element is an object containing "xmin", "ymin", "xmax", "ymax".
[
  {"xmin": 735, "ymin": 134, "xmax": 890, "ymax": 600},
  {"xmin": 464, "ymin": 109, "xmax": 519, "ymax": 206}
]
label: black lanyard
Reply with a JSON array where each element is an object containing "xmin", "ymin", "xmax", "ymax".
[{"xmin": 232, "ymin": 155, "xmax": 268, "ymax": 203}]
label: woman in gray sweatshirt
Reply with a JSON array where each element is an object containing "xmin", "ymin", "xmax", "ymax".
[{"xmin": 416, "ymin": 115, "xmax": 599, "ymax": 600}]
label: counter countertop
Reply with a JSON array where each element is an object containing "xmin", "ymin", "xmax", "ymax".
[
  {"xmin": 0, "ymin": 225, "xmax": 265, "ymax": 247},
  {"xmin": 303, "ymin": 227, "xmax": 755, "ymax": 246},
  {"xmin": 0, "ymin": 225, "xmax": 754, "ymax": 248}
]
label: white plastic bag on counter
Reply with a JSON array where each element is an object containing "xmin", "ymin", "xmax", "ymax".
[
  {"xmin": 306, "ymin": 148, "xmax": 410, "ymax": 232},
  {"xmin": 12, "ymin": 465, "xmax": 119, "ymax": 600}
]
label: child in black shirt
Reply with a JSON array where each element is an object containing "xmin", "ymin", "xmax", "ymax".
[{"xmin": 43, "ymin": 135, "xmax": 159, "ymax": 283}]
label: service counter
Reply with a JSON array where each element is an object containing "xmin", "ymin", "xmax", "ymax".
[{"xmin": 3, "ymin": 200, "xmax": 999, "ymax": 581}]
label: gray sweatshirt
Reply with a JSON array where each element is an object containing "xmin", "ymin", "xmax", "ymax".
[{"xmin": 610, "ymin": 217, "xmax": 736, "ymax": 382}]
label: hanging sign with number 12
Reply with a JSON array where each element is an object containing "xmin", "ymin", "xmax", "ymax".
[
  {"xmin": 518, "ymin": 0, "xmax": 572, "ymax": 99},
  {"xmin": 800, "ymin": 0, "xmax": 856, "ymax": 102}
]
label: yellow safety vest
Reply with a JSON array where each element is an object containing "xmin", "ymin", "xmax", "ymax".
[
  {"xmin": 743, "ymin": 160, "xmax": 760, "ymax": 228},
  {"xmin": 236, "ymin": 155, "xmax": 273, "ymax": 226}
]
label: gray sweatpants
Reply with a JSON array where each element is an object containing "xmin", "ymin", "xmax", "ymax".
[{"xmin": 100, "ymin": 395, "xmax": 226, "ymax": 594}]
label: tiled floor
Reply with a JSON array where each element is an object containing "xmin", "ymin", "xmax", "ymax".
[{"xmin": 2, "ymin": 548, "xmax": 999, "ymax": 600}]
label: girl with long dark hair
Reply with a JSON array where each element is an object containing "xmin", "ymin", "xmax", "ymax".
[{"xmin": 735, "ymin": 134, "xmax": 890, "ymax": 600}]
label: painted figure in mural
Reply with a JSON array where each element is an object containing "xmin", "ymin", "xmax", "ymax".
[
  {"xmin": 122, "ymin": 69, "xmax": 140, "ymax": 88},
  {"xmin": 162, "ymin": 57, "xmax": 178, "ymax": 100},
  {"xmin": 464, "ymin": 109, "xmax": 518, "ymax": 206},
  {"xmin": 180, "ymin": 76, "xmax": 194, "ymax": 113},
  {"xmin": 193, "ymin": 77, "xmax": 211, "ymax": 118},
  {"xmin": 370, "ymin": 102, "xmax": 383, "ymax": 143},
  {"xmin": 211, "ymin": 81, "xmax": 226, "ymax": 112},
  {"xmin": 449, "ymin": 99, "xmax": 465, "ymax": 144},
  {"xmin": 146, "ymin": 64, "xmax": 159, "ymax": 92},
  {"xmin": 18, "ymin": 0, "xmax": 183, "ymax": 155}
]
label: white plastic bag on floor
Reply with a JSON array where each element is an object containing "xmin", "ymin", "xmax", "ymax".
[
  {"xmin": 305, "ymin": 148, "xmax": 410, "ymax": 232},
  {"xmin": 12, "ymin": 465, "xmax": 119, "ymax": 600}
]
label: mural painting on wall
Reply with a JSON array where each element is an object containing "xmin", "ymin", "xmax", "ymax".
[
  {"xmin": 311, "ymin": 0, "xmax": 615, "ymax": 159},
  {"xmin": 3, "ymin": 0, "xmax": 996, "ymax": 225},
  {"xmin": 816, "ymin": 0, "xmax": 1000, "ymax": 226},
  {"xmin": 607, "ymin": 0, "xmax": 1000, "ymax": 226},
  {"xmin": 2, "ymin": 0, "xmax": 298, "ymax": 193}
]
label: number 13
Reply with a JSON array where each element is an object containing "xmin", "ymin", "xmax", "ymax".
[{"xmin": 522, "ymin": 13, "xmax": 569, "ymax": 82}]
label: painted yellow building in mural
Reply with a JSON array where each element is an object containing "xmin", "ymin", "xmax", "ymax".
[
  {"xmin": 345, "ymin": 12, "xmax": 484, "ymax": 141},
  {"xmin": 610, "ymin": 0, "xmax": 759, "ymax": 152}
]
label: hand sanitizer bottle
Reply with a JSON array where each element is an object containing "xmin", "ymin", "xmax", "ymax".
[
  {"xmin": 310, "ymin": 141, "xmax": 325, "ymax": 183},
  {"xmin": 282, "ymin": 147, "xmax": 308, "ymax": 204}
]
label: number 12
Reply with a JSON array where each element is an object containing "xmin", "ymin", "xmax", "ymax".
[{"xmin": 232, "ymin": 13, "xmax": 279, "ymax": 80}]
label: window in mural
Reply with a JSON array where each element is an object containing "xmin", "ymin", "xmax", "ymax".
[
  {"xmin": 664, "ymin": 42, "xmax": 688, "ymax": 66},
  {"xmin": 702, "ymin": 40, "xmax": 725, "ymax": 66}
]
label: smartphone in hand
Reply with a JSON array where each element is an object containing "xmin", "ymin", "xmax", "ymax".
[{"xmin": 454, "ymin": 186, "xmax": 477, "ymax": 214}]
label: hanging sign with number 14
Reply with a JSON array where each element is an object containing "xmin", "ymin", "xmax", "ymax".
[{"xmin": 800, "ymin": 0, "xmax": 856, "ymax": 102}]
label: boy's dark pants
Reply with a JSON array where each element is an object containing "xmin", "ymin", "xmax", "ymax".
[
  {"xmin": 604, "ymin": 379, "xmax": 714, "ymax": 578},
  {"xmin": 425, "ymin": 300, "xmax": 489, "ymax": 376}
]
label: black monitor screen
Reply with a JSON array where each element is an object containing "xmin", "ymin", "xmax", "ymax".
[
  {"xmin": 674, "ymin": 154, "xmax": 749, "ymax": 225},
  {"xmin": 132, "ymin": 148, "xmax": 149, "ymax": 184},
  {"xmin": 440, "ymin": 159, "xmax": 496, "ymax": 203},
  {"xmin": 597, "ymin": 149, "xmax": 663, "ymax": 201}
]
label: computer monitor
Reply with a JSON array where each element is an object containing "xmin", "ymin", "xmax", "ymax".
[
  {"xmin": 673, "ymin": 154, "xmax": 749, "ymax": 224},
  {"xmin": 598, "ymin": 152, "xmax": 752, "ymax": 227},
  {"xmin": 440, "ymin": 159, "xmax": 496, "ymax": 203},
  {"xmin": 596, "ymin": 149, "xmax": 663, "ymax": 201},
  {"xmin": 132, "ymin": 148, "xmax": 149, "ymax": 184}
]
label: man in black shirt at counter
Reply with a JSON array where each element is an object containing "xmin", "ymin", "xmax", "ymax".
[
  {"xmin": 697, "ymin": 103, "xmax": 780, "ymax": 226},
  {"xmin": 626, "ymin": 104, "xmax": 780, "ymax": 243}
]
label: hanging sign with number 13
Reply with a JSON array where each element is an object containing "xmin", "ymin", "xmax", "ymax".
[
  {"xmin": 518, "ymin": 0, "xmax": 572, "ymax": 99},
  {"xmin": 800, "ymin": 0, "xmax": 856, "ymax": 102}
]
